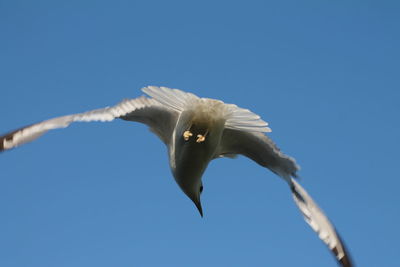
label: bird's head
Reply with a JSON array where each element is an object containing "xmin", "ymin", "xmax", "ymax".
[{"xmin": 177, "ymin": 177, "xmax": 204, "ymax": 217}]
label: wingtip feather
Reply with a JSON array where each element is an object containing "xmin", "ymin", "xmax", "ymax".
[{"xmin": 290, "ymin": 178, "xmax": 353, "ymax": 267}]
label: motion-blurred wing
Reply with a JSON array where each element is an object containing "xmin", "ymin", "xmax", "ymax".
[
  {"xmin": 291, "ymin": 178, "xmax": 353, "ymax": 267},
  {"xmin": 216, "ymin": 129, "xmax": 352, "ymax": 267},
  {"xmin": 215, "ymin": 128, "xmax": 299, "ymax": 178},
  {"xmin": 0, "ymin": 96, "xmax": 177, "ymax": 152}
]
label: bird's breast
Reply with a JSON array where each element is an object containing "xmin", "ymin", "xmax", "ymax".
[{"xmin": 169, "ymin": 109, "xmax": 225, "ymax": 184}]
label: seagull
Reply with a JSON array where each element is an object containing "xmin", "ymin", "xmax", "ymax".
[{"xmin": 1, "ymin": 86, "xmax": 353, "ymax": 266}]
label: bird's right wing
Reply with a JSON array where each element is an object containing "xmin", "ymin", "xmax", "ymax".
[
  {"xmin": 0, "ymin": 96, "xmax": 178, "ymax": 152},
  {"xmin": 215, "ymin": 129, "xmax": 353, "ymax": 267}
]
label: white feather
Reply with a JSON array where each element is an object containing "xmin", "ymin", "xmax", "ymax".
[
  {"xmin": 1, "ymin": 97, "xmax": 159, "ymax": 151},
  {"xmin": 142, "ymin": 86, "xmax": 271, "ymax": 133}
]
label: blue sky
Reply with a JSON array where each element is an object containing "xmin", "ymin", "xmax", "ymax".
[{"xmin": 1, "ymin": 1, "xmax": 399, "ymax": 266}]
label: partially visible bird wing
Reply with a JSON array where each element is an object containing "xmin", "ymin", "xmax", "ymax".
[
  {"xmin": 215, "ymin": 128, "xmax": 353, "ymax": 267},
  {"xmin": 215, "ymin": 128, "xmax": 299, "ymax": 178},
  {"xmin": 0, "ymin": 96, "xmax": 177, "ymax": 152},
  {"xmin": 119, "ymin": 100, "xmax": 178, "ymax": 144},
  {"xmin": 291, "ymin": 178, "xmax": 353, "ymax": 267}
]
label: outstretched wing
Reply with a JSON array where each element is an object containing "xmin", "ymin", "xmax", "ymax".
[
  {"xmin": 0, "ymin": 96, "xmax": 177, "ymax": 152},
  {"xmin": 216, "ymin": 129, "xmax": 353, "ymax": 267},
  {"xmin": 215, "ymin": 129, "xmax": 299, "ymax": 178},
  {"xmin": 291, "ymin": 178, "xmax": 353, "ymax": 267}
]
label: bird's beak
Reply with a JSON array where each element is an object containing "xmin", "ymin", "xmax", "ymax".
[{"xmin": 194, "ymin": 199, "xmax": 203, "ymax": 217}]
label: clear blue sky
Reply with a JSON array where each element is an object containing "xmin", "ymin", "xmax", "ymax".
[{"xmin": 1, "ymin": 1, "xmax": 399, "ymax": 266}]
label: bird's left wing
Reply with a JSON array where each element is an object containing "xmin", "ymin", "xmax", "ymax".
[
  {"xmin": 0, "ymin": 96, "xmax": 177, "ymax": 152},
  {"xmin": 215, "ymin": 128, "xmax": 299, "ymax": 177},
  {"xmin": 291, "ymin": 178, "xmax": 353, "ymax": 267},
  {"xmin": 215, "ymin": 129, "xmax": 353, "ymax": 267}
]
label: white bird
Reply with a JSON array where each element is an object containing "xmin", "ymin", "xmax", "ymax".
[{"xmin": 0, "ymin": 86, "xmax": 353, "ymax": 266}]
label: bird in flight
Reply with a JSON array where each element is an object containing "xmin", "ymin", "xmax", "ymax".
[{"xmin": 1, "ymin": 86, "xmax": 353, "ymax": 266}]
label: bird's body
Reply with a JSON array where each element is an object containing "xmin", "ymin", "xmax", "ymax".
[
  {"xmin": 0, "ymin": 86, "xmax": 353, "ymax": 266},
  {"xmin": 169, "ymin": 100, "xmax": 227, "ymax": 215}
]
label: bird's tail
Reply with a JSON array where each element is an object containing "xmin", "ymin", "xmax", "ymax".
[{"xmin": 289, "ymin": 178, "xmax": 354, "ymax": 267}]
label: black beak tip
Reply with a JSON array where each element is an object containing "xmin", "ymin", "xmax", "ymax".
[{"xmin": 195, "ymin": 201, "xmax": 203, "ymax": 217}]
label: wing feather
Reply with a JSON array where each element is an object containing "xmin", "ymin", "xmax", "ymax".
[
  {"xmin": 216, "ymin": 129, "xmax": 352, "ymax": 266},
  {"xmin": 143, "ymin": 86, "xmax": 271, "ymax": 133},
  {"xmin": 142, "ymin": 86, "xmax": 199, "ymax": 112},
  {"xmin": 215, "ymin": 129, "xmax": 299, "ymax": 177},
  {"xmin": 0, "ymin": 96, "xmax": 175, "ymax": 152},
  {"xmin": 291, "ymin": 178, "xmax": 353, "ymax": 267}
]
